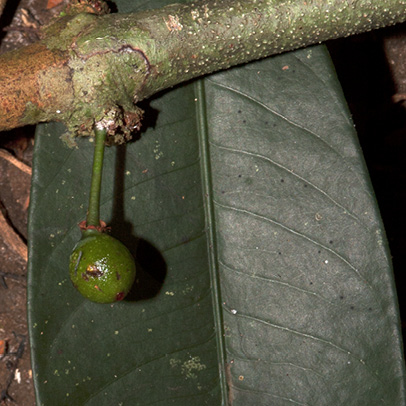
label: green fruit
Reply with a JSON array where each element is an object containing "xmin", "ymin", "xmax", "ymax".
[{"xmin": 69, "ymin": 232, "xmax": 136, "ymax": 303}]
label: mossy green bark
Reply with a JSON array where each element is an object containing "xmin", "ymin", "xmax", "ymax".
[{"xmin": 0, "ymin": 0, "xmax": 405, "ymax": 134}]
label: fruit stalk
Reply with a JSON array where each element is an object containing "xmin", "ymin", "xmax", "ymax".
[
  {"xmin": 69, "ymin": 122, "xmax": 136, "ymax": 303},
  {"xmin": 86, "ymin": 124, "xmax": 107, "ymax": 228}
]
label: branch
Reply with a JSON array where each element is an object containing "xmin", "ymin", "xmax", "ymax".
[{"xmin": 0, "ymin": 0, "xmax": 405, "ymax": 135}]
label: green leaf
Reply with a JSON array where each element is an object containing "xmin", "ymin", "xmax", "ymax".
[{"xmin": 28, "ymin": 2, "xmax": 405, "ymax": 405}]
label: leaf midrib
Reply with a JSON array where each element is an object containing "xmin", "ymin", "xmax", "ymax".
[{"xmin": 195, "ymin": 79, "xmax": 229, "ymax": 405}]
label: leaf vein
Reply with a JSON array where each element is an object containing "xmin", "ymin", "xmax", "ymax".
[
  {"xmin": 219, "ymin": 259, "xmax": 335, "ymax": 306},
  {"xmin": 214, "ymin": 201, "xmax": 372, "ymax": 290},
  {"xmin": 210, "ymin": 142, "xmax": 365, "ymax": 227},
  {"xmin": 207, "ymin": 79, "xmax": 370, "ymax": 195},
  {"xmin": 228, "ymin": 384, "xmax": 311, "ymax": 405},
  {"xmin": 83, "ymin": 337, "xmax": 218, "ymax": 405},
  {"xmin": 223, "ymin": 305, "xmax": 351, "ymax": 355},
  {"xmin": 226, "ymin": 350, "xmax": 324, "ymax": 378}
]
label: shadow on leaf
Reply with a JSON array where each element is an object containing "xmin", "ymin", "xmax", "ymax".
[{"xmin": 109, "ymin": 142, "xmax": 167, "ymax": 302}]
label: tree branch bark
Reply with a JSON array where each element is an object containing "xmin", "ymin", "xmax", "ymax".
[{"xmin": 0, "ymin": 0, "xmax": 405, "ymax": 135}]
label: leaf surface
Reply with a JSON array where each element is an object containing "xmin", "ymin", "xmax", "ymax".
[{"xmin": 28, "ymin": 1, "xmax": 406, "ymax": 405}]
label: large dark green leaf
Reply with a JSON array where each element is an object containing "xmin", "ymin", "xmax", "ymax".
[{"xmin": 28, "ymin": 1, "xmax": 406, "ymax": 405}]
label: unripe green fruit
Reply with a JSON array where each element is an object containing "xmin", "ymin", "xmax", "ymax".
[{"xmin": 69, "ymin": 232, "xmax": 136, "ymax": 303}]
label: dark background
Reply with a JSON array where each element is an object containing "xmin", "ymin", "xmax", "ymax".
[{"xmin": 0, "ymin": 0, "xmax": 405, "ymax": 404}]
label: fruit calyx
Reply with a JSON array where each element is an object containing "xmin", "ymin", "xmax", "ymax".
[{"xmin": 78, "ymin": 219, "xmax": 110, "ymax": 235}]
